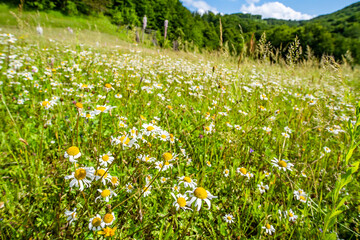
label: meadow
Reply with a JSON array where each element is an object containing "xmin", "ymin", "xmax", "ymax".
[{"xmin": 0, "ymin": 23, "xmax": 360, "ymax": 239}]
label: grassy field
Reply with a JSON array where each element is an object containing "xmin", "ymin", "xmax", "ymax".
[{"xmin": 0, "ymin": 12, "xmax": 360, "ymax": 240}]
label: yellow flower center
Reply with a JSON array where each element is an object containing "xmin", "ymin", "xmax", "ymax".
[
  {"xmin": 105, "ymin": 83, "xmax": 112, "ymax": 89},
  {"xmin": 96, "ymin": 106, "xmax": 106, "ymax": 112},
  {"xmin": 300, "ymin": 196, "xmax": 306, "ymax": 201},
  {"xmin": 183, "ymin": 177, "xmax": 192, "ymax": 183},
  {"xmin": 67, "ymin": 146, "xmax": 80, "ymax": 156},
  {"xmin": 266, "ymin": 224, "xmax": 271, "ymax": 229},
  {"xmin": 111, "ymin": 176, "xmax": 118, "ymax": 184},
  {"xmin": 239, "ymin": 168, "xmax": 247, "ymax": 175},
  {"xmin": 119, "ymin": 136, "xmax": 130, "ymax": 145},
  {"xmin": 103, "ymin": 213, "xmax": 114, "ymax": 223},
  {"xmin": 42, "ymin": 101, "xmax": 50, "ymax": 107},
  {"xmin": 81, "ymin": 84, "xmax": 88, "ymax": 88},
  {"xmin": 96, "ymin": 169, "xmax": 108, "ymax": 179},
  {"xmin": 227, "ymin": 216, "xmax": 232, "ymax": 220},
  {"xmin": 161, "ymin": 134, "xmax": 167, "ymax": 139},
  {"xmin": 194, "ymin": 187, "xmax": 208, "ymax": 199},
  {"xmin": 101, "ymin": 189, "xmax": 111, "ymax": 198},
  {"xmin": 76, "ymin": 102, "xmax": 83, "ymax": 108},
  {"xmin": 177, "ymin": 197, "xmax": 186, "ymax": 207},
  {"xmin": 162, "ymin": 152, "xmax": 172, "ymax": 161},
  {"xmin": 205, "ymin": 126, "xmax": 210, "ymax": 131},
  {"xmin": 128, "ymin": 184, "xmax": 133, "ymax": 189},
  {"xmin": 74, "ymin": 168, "xmax": 87, "ymax": 180},
  {"xmin": 147, "ymin": 126, "xmax": 155, "ymax": 131},
  {"xmin": 289, "ymin": 212, "xmax": 293, "ymax": 217},
  {"xmin": 86, "ymin": 114, "xmax": 92, "ymax": 118},
  {"xmin": 92, "ymin": 217, "xmax": 102, "ymax": 227},
  {"xmin": 102, "ymin": 155, "xmax": 110, "ymax": 161},
  {"xmin": 278, "ymin": 160, "xmax": 287, "ymax": 167},
  {"xmin": 165, "ymin": 161, "xmax": 170, "ymax": 166}
]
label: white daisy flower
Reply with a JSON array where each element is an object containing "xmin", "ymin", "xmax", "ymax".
[
  {"xmin": 99, "ymin": 152, "xmax": 115, "ymax": 167},
  {"xmin": 223, "ymin": 214, "xmax": 235, "ymax": 223},
  {"xmin": 271, "ymin": 158, "xmax": 294, "ymax": 171},
  {"xmin": 171, "ymin": 193, "xmax": 192, "ymax": 211},
  {"xmin": 95, "ymin": 189, "xmax": 117, "ymax": 202},
  {"xmin": 186, "ymin": 187, "xmax": 217, "ymax": 211},
  {"xmin": 64, "ymin": 167, "xmax": 95, "ymax": 191},
  {"xmin": 89, "ymin": 214, "xmax": 105, "ymax": 231},
  {"xmin": 64, "ymin": 146, "xmax": 81, "ymax": 163}
]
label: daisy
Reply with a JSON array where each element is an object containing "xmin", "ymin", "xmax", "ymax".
[
  {"xmin": 40, "ymin": 99, "xmax": 56, "ymax": 110},
  {"xmin": 118, "ymin": 121, "xmax": 127, "ymax": 128},
  {"xmin": 223, "ymin": 169, "xmax": 230, "ymax": 177},
  {"xmin": 263, "ymin": 126, "xmax": 272, "ymax": 133},
  {"xmin": 142, "ymin": 123, "xmax": 159, "ymax": 136},
  {"xmin": 187, "ymin": 187, "xmax": 217, "ymax": 211},
  {"xmin": 115, "ymin": 93, "xmax": 122, "ymax": 98},
  {"xmin": 264, "ymin": 171, "xmax": 271, "ymax": 177},
  {"xmin": 160, "ymin": 177, "xmax": 168, "ymax": 183},
  {"xmin": 271, "ymin": 158, "xmax": 294, "ymax": 171},
  {"xmin": 162, "ymin": 152, "xmax": 178, "ymax": 162},
  {"xmin": 262, "ymin": 223, "xmax": 275, "ymax": 235},
  {"xmin": 178, "ymin": 176, "xmax": 197, "ymax": 189},
  {"xmin": 99, "ymin": 152, "xmax": 115, "ymax": 167},
  {"xmin": 171, "ymin": 193, "xmax": 192, "ymax": 211},
  {"xmin": 94, "ymin": 169, "xmax": 112, "ymax": 185},
  {"xmin": 258, "ymin": 182, "xmax": 269, "ymax": 194},
  {"xmin": 172, "ymin": 185, "xmax": 181, "ymax": 192},
  {"xmin": 223, "ymin": 214, "xmax": 235, "ymax": 223},
  {"xmin": 64, "ymin": 167, "xmax": 95, "ymax": 191},
  {"xmin": 282, "ymin": 132, "xmax": 290, "ymax": 138},
  {"xmin": 125, "ymin": 183, "xmax": 134, "ymax": 193},
  {"xmin": 237, "ymin": 167, "xmax": 247, "ymax": 177},
  {"xmin": 204, "ymin": 122, "xmax": 215, "ymax": 134},
  {"xmin": 324, "ymin": 146, "xmax": 331, "ymax": 153},
  {"xmin": 94, "ymin": 104, "xmax": 116, "ymax": 115},
  {"xmin": 103, "ymin": 212, "xmax": 115, "ymax": 226},
  {"xmin": 285, "ymin": 209, "xmax": 298, "ymax": 222},
  {"xmin": 89, "ymin": 214, "xmax": 105, "ymax": 231},
  {"xmin": 110, "ymin": 176, "xmax": 119, "ymax": 187},
  {"xmin": 64, "ymin": 208, "xmax": 77, "ymax": 225},
  {"xmin": 143, "ymin": 185, "xmax": 152, "ymax": 197},
  {"xmin": 206, "ymin": 161, "xmax": 211, "ymax": 167},
  {"xmin": 158, "ymin": 130, "xmax": 170, "ymax": 141},
  {"xmin": 95, "ymin": 189, "xmax": 117, "ymax": 202}
]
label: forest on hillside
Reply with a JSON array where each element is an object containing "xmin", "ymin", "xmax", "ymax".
[{"xmin": 2, "ymin": 0, "xmax": 360, "ymax": 64}]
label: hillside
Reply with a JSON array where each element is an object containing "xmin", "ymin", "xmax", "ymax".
[{"xmin": 0, "ymin": 0, "xmax": 359, "ymax": 64}]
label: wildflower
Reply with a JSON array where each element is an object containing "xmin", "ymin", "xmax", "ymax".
[
  {"xmin": 65, "ymin": 167, "xmax": 95, "ymax": 191},
  {"xmin": 187, "ymin": 187, "xmax": 217, "ymax": 211},
  {"xmin": 263, "ymin": 126, "xmax": 272, "ymax": 133},
  {"xmin": 223, "ymin": 169, "xmax": 230, "ymax": 177},
  {"xmin": 258, "ymin": 182, "xmax": 269, "ymax": 194},
  {"xmin": 294, "ymin": 189, "xmax": 307, "ymax": 203},
  {"xmin": 171, "ymin": 193, "xmax": 192, "ymax": 211},
  {"xmin": 89, "ymin": 214, "xmax": 105, "ymax": 231},
  {"xmin": 64, "ymin": 208, "xmax": 77, "ymax": 225},
  {"xmin": 94, "ymin": 105, "xmax": 116, "ymax": 115},
  {"xmin": 285, "ymin": 209, "xmax": 298, "ymax": 222},
  {"xmin": 281, "ymin": 132, "xmax": 290, "ymax": 138},
  {"xmin": 99, "ymin": 152, "xmax": 115, "ymax": 167},
  {"xmin": 172, "ymin": 185, "xmax": 180, "ymax": 192},
  {"xmin": 237, "ymin": 167, "xmax": 247, "ymax": 177},
  {"xmin": 264, "ymin": 171, "xmax": 271, "ymax": 177},
  {"xmin": 178, "ymin": 176, "xmax": 197, "ymax": 189},
  {"xmin": 158, "ymin": 130, "xmax": 170, "ymax": 141},
  {"xmin": 95, "ymin": 169, "xmax": 112, "ymax": 185},
  {"xmin": 125, "ymin": 183, "xmax": 134, "ymax": 193},
  {"xmin": 324, "ymin": 147, "xmax": 331, "ymax": 153},
  {"xmin": 115, "ymin": 93, "xmax": 122, "ymax": 98},
  {"xmin": 160, "ymin": 177, "xmax": 167, "ymax": 183},
  {"xmin": 162, "ymin": 152, "xmax": 177, "ymax": 162},
  {"xmin": 40, "ymin": 99, "xmax": 56, "ymax": 110},
  {"xmin": 223, "ymin": 214, "xmax": 235, "ymax": 223},
  {"xmin": 262, "ymin": 223, "xmax": 275, "ymax": 235},
  {"xmin": 260, "ymin": 94, "xmax": 268, "ymax": 100},
  {"xmin": 204, "ymin": 122, "xmax": 215, "ymax": 134},
  {"xmin": 103, "ymin": 212, "xmax": 115, "ymax": 226},
  {"xmin": 104, "ymin": 83, "xmax": 114, "ymax": 91},
  {"xmin": 98, "ymin": 227, "xmax": 117, "ymax": 237},
  {"xmin": 206, "ymin": 161, "xmax": 211, "ymax": 167},
  {"xmin": 143, "ymin": 185, "xmax": 152, "ymax": 197},
  {"xmin": 142, "ymin": 123, "xmax": 159, "ymax": 136},
  {"xmin": 271, "ymin": 158, "xmax": 294, "ymax": 171},
  {"xmin": 95, "ymin": 189, "xmax": 117, "ymax": 202},
  {"xmin": 110, "ymin": 176, "xmax": 119, "ymax": 187}
]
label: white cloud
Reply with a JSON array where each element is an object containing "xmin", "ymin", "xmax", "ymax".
[
  {"xmin": 240, "ymin": 2, "xmax": 314, "ymax": 20},
  {"xmin": 182, "ymin": 0, "xmax": 219, "ymax": 14},
  {"xmin": 246, "ymin": 0, "xmax": 260, "ymax": 4}
]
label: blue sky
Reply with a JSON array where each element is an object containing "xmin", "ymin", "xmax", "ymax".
[{"xmin": 181, "ymin": 0, "xmax": 359, "ymax": 20}]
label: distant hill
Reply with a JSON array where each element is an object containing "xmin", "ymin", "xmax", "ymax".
[{"xmin": 1, "ymin": 0, "xmax": 359, "ymax": 64}]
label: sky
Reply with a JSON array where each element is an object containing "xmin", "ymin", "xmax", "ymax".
[{"xmin": 181, "ymin": 0, "xmax": 359, "ymax": 20}]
